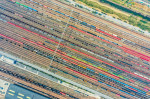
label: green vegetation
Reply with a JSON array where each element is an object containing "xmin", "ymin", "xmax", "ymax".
[
  {"xmin": 78, "ymin": 0, "xmax": 114, "ymax": 14},
  {"xmin": 76, "ymin": 0, "xmax": 150, "ymax": 32},
  {"xmin": 128, "ymin": 15, "xmax": 137, "ymax": 26}
]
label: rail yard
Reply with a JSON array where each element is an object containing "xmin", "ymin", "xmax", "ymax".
[{"xmin": 0, "ymin": 0, "xmax": 150, "ymax": 99}]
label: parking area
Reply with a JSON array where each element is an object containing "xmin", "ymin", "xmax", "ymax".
[{"xmin": 5, "ymin": 84, "xmax": 50, "ymax": 99}]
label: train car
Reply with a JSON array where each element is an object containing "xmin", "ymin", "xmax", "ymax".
[
  {"xmin": 90, "ymin": 25, "xmax": 96, "ymax": 29},
  {"xmin": 80, "ymin": 22, "xmax": 87, "ymax": 26}
]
